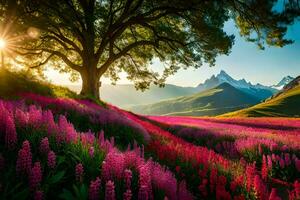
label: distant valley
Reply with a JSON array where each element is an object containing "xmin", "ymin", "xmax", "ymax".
[{"xmin": 66, "ymin": 71, "xmax": 295, "ymax": 116}]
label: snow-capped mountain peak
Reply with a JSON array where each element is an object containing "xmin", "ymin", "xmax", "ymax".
[
  {"xmin": 196, "ymin": 70, "xmax": 277, "ymax": 101},
  {"xmin": 271, "ymin": 76, "xmax": 294, "ymax": 90}
]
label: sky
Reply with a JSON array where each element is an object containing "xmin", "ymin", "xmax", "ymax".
[{"xmin": 46, "ymin": 19, "xmax": 300, "ymax": 88}]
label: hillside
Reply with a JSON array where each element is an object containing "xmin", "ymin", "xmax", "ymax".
[
  {"xmin": 67, "ymin": 84, "xmax": 197, "ymax": 108},
  {"xmin": 130, "ymin": 82, "xmax": 260, "ymax": 116},
  {"xmin": 221, "ymin": 76, "xmax": 300, "ymax": 117}
]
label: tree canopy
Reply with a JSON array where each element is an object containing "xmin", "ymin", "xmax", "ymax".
[{"xmin": 0, "ymin": 0, "xmax": 299, "ymax": 98}]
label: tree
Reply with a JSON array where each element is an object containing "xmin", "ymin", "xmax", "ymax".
[{"xmin": 1, "ymin": 0, "xmax": 299, "ymax": 98}]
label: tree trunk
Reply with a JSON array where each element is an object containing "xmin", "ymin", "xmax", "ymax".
[{"xmin": 80, "ymin": 69, "xmax": 101, "ymax": 99}]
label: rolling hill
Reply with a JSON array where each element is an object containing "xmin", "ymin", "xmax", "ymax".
[
  {"xmin": 130, "ymin": 82, "xmax": 260, "ymax": 116},
  {"xmin": 221, "ymin": 76, "xmax": 300, "ymax": 117},
  {"xmin": 67, "ymin": 84, "xmax": 197, "ymax": 108}
]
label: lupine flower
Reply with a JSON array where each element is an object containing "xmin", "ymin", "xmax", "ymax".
[
  {"xmin": 29, "ymin": 162, "xmax": 42, "ymax": 191},
  {"xmin": 138, "ymin": 185, "xmax": 149, "ymax": 200},
  {"xmin": 75, "ymin": 163, "xmax": 84, "ymax": 183},
  {"xmin": 0, "ymin": 154, "xmax": 4, "ymax": 171},
  {"xmin": 88, "ymin": 146, "xmax": 95, "ymax": 158},
  {"xmin": 269, "ymin": 188, "xmax": 281, "ymax": 200},
  {"xmin": 124, "ymin": 169, "xmax": 132, "ymax": 189},
  {"xmin": 253, "ymin": 175, "xmax": 268, "ymax": 200},
  {"xmin": 198, "ymin": 179, "xmax": 208, "ymax": 197},
  {"xmin": 5, "ymin": 115, "xmax": 17, "ymax": 149},
  {"xmin": 88, "ymin": 177, "xmax": 101, "ymax": 200},
  {"xmin": 267, "ymin": 155, "xmax": 273, "ymax": 169},
  {"xmin": 47, "ymin": 151, "xmax": 56, "ymax": 169},
  {"xmin": 262, "ymin": 155, "xmax": 268, "ymax": 180},
  {"xmin": 105, "ymin": 180, "xmax": 115, "ymax": 200},
  {"xmin": 34, "ymin": 190, "xmax": 44, "ymax": 200},
  {"xmin": 123, "ymin": 189, "xmax": 132, "ymax": 200},
  {"xmin": 39, "ymin": 137, "xmax": 50, "ymax": 155},
  {"xmin": 16, "ymin": 140, "xmax": 32, "ymax": 175},
  {"xmin": 246, "ymin": 164, "xmax": 256, "ymax": 192},
  {"xmin": 210, "ymin": 168, "xmax": 217, "ymax": 192},
  {"xmin": 279, "ymin": 158, "xmax": 285, "ymax": 168},
  {"xmin": 295, "ymin": 159, "xmax": 300, "ymax": 172},
  {"xmin": 15, "ymin": 108, "xmax": 28, "ymax": 127}
]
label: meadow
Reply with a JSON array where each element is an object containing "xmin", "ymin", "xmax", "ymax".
[{"xmin": 0, "ymin": 92, "xmax": 299, "ymax": 200}]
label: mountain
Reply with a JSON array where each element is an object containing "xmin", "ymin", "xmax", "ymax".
[
  {"xmin": 130, "ymin": 82, "xmax": 260, "ymax": 116},
  {"xmin": 221, "ymin": 76, "xmax": 300, "ymax": 117},
  {"xmin": 271, "ymin": 76, "xmax": 294, "ymax": 90},
  {"xmin": 67, "ymin": 84, "xmax": 197, "ymax": 108},
  {"xmin": 196, "ymin": 70, "xmax": 277, "ymax": 101}
]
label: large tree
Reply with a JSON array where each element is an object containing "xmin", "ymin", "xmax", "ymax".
[{"xmin": 1, "ymin": 0, "xmax": 299, "ymax": 98}]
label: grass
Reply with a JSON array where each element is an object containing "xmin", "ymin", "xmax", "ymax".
[{"xmin": 221, "ymin": 85, "xmax": 300, "ymax": 117}]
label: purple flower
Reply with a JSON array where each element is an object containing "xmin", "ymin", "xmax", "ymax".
[
  {"xmin": 75, "ymin": 163, "xmax": 84, "ymax": 183},
  {"xmin": 0, "ymin": 153, "xmax": 4, "ymax": 171},
  {"xmin": 124, "ymin": 169, "xmax": 132, "ymax": 189},
  {"xmin": 123, "ymin": 189, "xmax": 132, "ymax": 200},
  {"xmin": 47, "ymin": 151, "xmax": 56, "ymax": 169},
  {"xmin": 5, "ymin": 114, "xmax": 17, "ymax": 149},
  {"xmin": 39, "ymin": 137, "xmax": 50, "ymax": 155},
  {"xmin": 105, "ymin": 180, "xmax": 115, "ymax": 200},
  {"xmin": 89, "ymin": 147, "xmax": 95, "ymax": 158},
  {"xmin": 29, "ymin": 162, "xmax": 42, "ymax": 191},
  {"xmin": 88, "ymin": 177, "xmax": 101, "ymax": 200},
  {"xmin": 34, "ymin": 190, "xmax": 43, "ymax": 200},
  {"xmin": 16, "ymin": 140, "xmax": 32, "ymax": 175}
]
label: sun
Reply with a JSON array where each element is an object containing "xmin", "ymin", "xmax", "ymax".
[{"xmin": 0, "ymin": 39, "xmax": 6, "ymax": 49}]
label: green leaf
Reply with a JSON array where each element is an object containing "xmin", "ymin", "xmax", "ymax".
[
  {"xmin": 59, "ymin": 189, "xmax": 75, "ymax": 200},
  {"xmin": 48, "ymin": 170, "xmax": 66, "ymax": 185},
  {"xmin": 12, "ymin": 188, "xmax": 29, "ymax": 200}
]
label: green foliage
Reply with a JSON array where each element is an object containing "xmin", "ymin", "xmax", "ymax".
[
  {"xmin": 1, "ymin": 0, "xmax": 298, "ymax": 97},
  {"xmin": 0, "ymin": 68, "xmax": 78, "ymax": 99}
]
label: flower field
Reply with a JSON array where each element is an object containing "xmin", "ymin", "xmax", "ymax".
[{"xmin": 0, "ymin": 94, "xmax": 299, "ymax": 199}]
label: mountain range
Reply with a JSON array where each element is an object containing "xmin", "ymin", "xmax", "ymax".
[
  {"xmin": 66, "ymin": 71, "xmax": 294, "ymax": 115},
  {"xmin": 130, "ymin": 83, "xmax": 260, "ymax": 116},
  {"xmin": 221, "ymin": 76, "xmax": 300, "ymax": 117}
]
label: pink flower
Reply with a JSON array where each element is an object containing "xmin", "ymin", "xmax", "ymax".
[
  {"xmin": 210, "ymin": 167, "xmax": 218, "ymax": 192},
  {"xmin": 105, "ymin": 180, "xmax": 116, "ymax": 200},
  {"xmin": 245, "ymin": 163, "xmax": 256, "ymax": 192},
  {"xmin": 47, "ymin": 151, "xmax": 56, "ymax": 169},
  {"xmin": 16, "ymin": 140, "xmax": 32, "ymax": 175},
  {"xmin": 88, "ymin": 177, "xmax": 101, "ymax": 200},
  {"xmin": 15, "ymin": 108, "xmax": 28, "ymax": 127},
  {"xmin": 40, "ymin": 137, "xmax": 50, "ymax": 155},
  {"xmin": 124, "ymin": 169, "xmax": 132, "ymax": 189},
  {"xmin": 5, "ymin": 115, "xmax": 17, "ymax": 149},
  {"xmin": 75, "ymin": 163, "xmax": 84, "ymax": 183},
  {"xmin": 138, "ymin": 185, "xmax": 149, "ymax": 200},
  {"xmin": 269, "ymin": 188, "xmax": 281, "ymax": 200},
  {"xmin": 0, "ymin": 153, "xmax": 4, "ymax": 171},
  {"xmin": 29, "ymin": 162, "xmax": 42, "ymax": 191},
  {"xmin": 262, "ymin": 155, "xmax": 268, "ymax": 180},
  {"xmin": 295, "ymin": 158, "xmax": 300, "ymax": 172},
  {"xmin": 123, "ymin": 189, "xmax": 132, "ymax": 200},
  {"xmin": 89, "ymin": 147, "xmax": 95, "ymax": 158},
  {"xmin": 267, "ymin": 155, "xmax": 273, "ymax": 169},
  {"xmin": 34, "ymin": 190, "xmax": 44, "ymax": 200},
  {"xmin": 279, "ymin": 158, "xmax": 285, "ymax": 168},
  {"xmin": 253, "ymin": 175, "xmax": 268, "ymax": 200}
]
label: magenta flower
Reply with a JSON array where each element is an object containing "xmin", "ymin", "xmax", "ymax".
[
  {"xmin": 0, "ymin": 153, "xmax": 4, "ymax": 171},
  {"xmin": 124, "ymin": 169, "xmax": 132, "ymax": 189},
  {"xmin": 123, "ymin": 189, "xmax": 132, "ymax": 200},
  {"xmin": 16, "ymin": 140, "xmax": 32, "ymax": 175},
  {"xmin": 295, "ymin": 159, "xmax": 300, "ymax": 172},
  {"xmin": 47, "ymin": 151, "xmax": 56, "ymax": 169},
  {"xmin": 138, "ymin": 185, "xmax": 149, "ymax": 200},
  {"xmin": 105, "ymin": 180, "xmax": 116, "ymax": 200},
  {"xmin": 39, "ymin": 137, "xmax": 50, "ymax": 155},
  {"xmin": 34, "ymin": 190, "xmax": 44, "ymax": 200},
  {"xmin": 75, "ymin": 163, "xmax": 84, "ymax": 183},
  {"xmin": 29, "ymin": 162, "xmax": 42, "ymax": 191},
  {"xmin": 15, "ymin": 108, "xmax": 28, "ymax": 127},
  {"xmin": 269, "ymin": 188, "xmax": 281, "ymax": 200},
  {"xmin": 261, "ymin": 155, "xmax": 268, "ymax": 180},
  {"xmin": 5, "ymin": 114, "xmax": 17, "ymax": 149},
  {"xmin": 89, "ymin": 146, "xmax": 95, "ymax": 158},
  {"xmin": 88, "ymin": 177, "xmax": 101, "ymax": 200}
]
